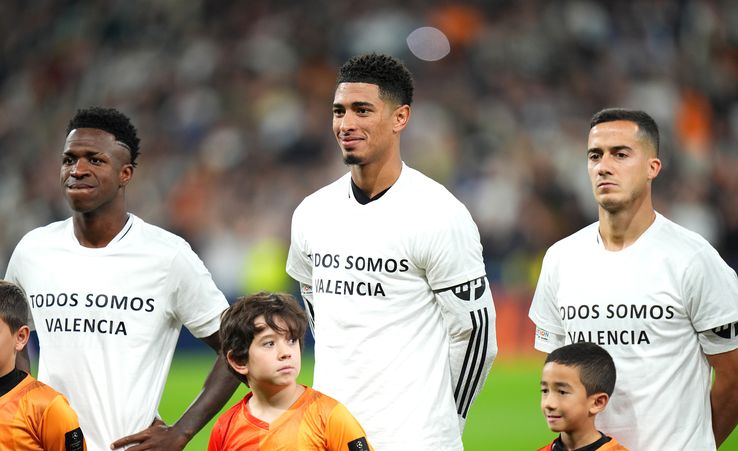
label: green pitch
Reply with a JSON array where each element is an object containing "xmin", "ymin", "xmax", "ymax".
[{"xmin": 160, "ymin": 353, "xmax": 738, "ymax": 450}]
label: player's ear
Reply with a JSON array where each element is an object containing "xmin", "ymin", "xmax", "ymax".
[
  {"xmin": 226, "ymin": 350, "xmax": 249, "ymax": 376},
  {"xmin": 14, "ymin": 325, "xmax": 30, "ymax": 351},
  {"xmin": 589, "ymin": 392, "xmax": 609, "ymax": 415},
  {"xmin": 647, "ymin": 156, "xmax": 661, "ymax": 181},
  {"xmin": 392, "ymin": 104, "xmax": 410, "ymax": 133},
  {"xmin": 119, "ymin": 163, "xmax": 134, "ymax": 187}
]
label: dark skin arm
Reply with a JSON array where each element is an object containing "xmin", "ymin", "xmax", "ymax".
[
  {"xmin": 110, "ymin": 332, "xmax": 240, "ymax": 450},
  {"xmin": 707, "ymin": 348, "xmax": 738, "ymax": 447}
]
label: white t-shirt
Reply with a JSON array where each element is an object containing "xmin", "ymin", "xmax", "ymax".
[
  {"xmin": 287, "ymin": 164, "xmax": 493, "ymax": 451},
  {"xmin": 5, "ymin": 214, "xmax": 228, "ymax": 451},
  {"xmin": 529, "ymin": 213, "xmax": 738, "ymax": 451}
]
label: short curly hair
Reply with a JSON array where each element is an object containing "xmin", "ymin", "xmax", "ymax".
[
  {"xmin": 337, "ymin": 53, "xmax": 414, "ymax": 106},
  {"xmin": 67, "ymin": 107, "xmax": 141, "ymax": 167}
]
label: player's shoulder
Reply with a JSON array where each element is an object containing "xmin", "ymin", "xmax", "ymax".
[
  {"xmin": 128, "ymin": 214, "xmax": 193, "ymax": 254},
  {"xmin": 546, "ymin": 221, "xmax": 599, "ymax": 255},
  {"xmin": 399, "ymin": 165, "xmax": 471, "ymax": 216},
  {"xmin": 653, "ymin": 213, "xmax": 716, "ymax": 256},
  {"xmin": 15, "ymin": 218, "xmax": 70, "ymax": 249},
  {"xmin": 293, "ymin": 173, "xmax": 351, "ymax": 214},
  {"xmin": 215, "ymin": 397, "xmax": 246, "ymax": 426},
  {"xmin": 16, "ymin": 374, "xmax": 65, "ymax": 408}
]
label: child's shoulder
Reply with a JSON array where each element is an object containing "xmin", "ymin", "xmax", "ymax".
[{"xmin": 599, "ymin": 437, "xmax": 629, "ymax": 451}]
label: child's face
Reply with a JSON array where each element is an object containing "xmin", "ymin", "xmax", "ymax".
[
  {"xmin": 0, "ymin": 319, "xmax": 28, "ymax": 376},
  {"xmin": 540, "ymin": 362, "xmax": 598, "ymax": 434},
  {"xmin": 243, "ymin": 315, "xmax": 301, "ymax": 389}
]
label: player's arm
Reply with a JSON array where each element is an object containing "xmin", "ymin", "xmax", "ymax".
[
  {"xmin": 110, "ymin": 331, "xmax": 239, "ymax": 451},
  {"xmin": 324, "ymin": 403, "xmax": 374, "ymax": 451},
  {"xmin": 700, "ymin": 322, "xmax": 738, "ymax": 447},
  {"xmin": 434, "ymin": 276, "xmax": 497, "ymax": 431},
  {"xmin": 708, "ymin": 347, "xmax": 738, "ymax": 447},
  {"xmin": 528, "ymin": 248, "xmax": 567, "ymax": 353},
  {"xmin": 40, "ymin": 395, "xmax": 86, "ymax": 451},
  {"xmin": 297, "ymin": 283, "xmax": 315, "ymax": 334}
]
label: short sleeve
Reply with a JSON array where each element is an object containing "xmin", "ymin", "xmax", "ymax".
[
  {"xmin": 40, "ymin": 395, "xmax": 86, "ymax": 451},
  {"xmin": 422, "ymin": 202, "xmax": 486, "ymax": 291},
  {"xmin": 4, "ymin": 241, "xmax": 35, "ymax": 330},
  {"xmin": 682, "ymin": 246, "xmax": 738, "ymax": 333},
  {"xmin": 286, "ymin": 203, "xmax": 313, "ymax": 286},
  {"xmin": 168, "ymin": 247, "xmax": 229, "ymax": 338},
  {"xmin": 207, "ymin": 418, "xmax": 225, "ymax": 451},
  {"xmin": 529, "ymin": 248, "xmax": 566, "ymax": 352},
  {"xmin": 325, "ymin": 403, "xmax": 374, "ymax": 451}
]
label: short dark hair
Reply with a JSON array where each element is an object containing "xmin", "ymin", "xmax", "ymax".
[
  {"xmin": 590, "ymin": 108, "xmax": 660, "ymax": 156},
  {"xmin": 0, "ymin": 280, "xmax": 29, "ymax": 333},
  {"xmin": 545, "ymin": 342, "xmax": 616, "ymax": 397},
  {"xmin": 337, "ymin": 53, "xmax": 414, "ymax": 106},
  {"xmin": 67, "ymin": 107, "xmax": 141, "ymax": 167},
  {"xmin": 219, "ymin": 292, "xmax": 308, "ymax": 386}
]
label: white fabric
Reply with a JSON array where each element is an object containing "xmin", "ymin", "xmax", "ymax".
[
  {"xmin": 287, "ymin": 164, "xmax": 496, "ymax": 451},
  {"xmin": 529, "ymin": 213, "xmax": 738, "ymax": 451},
  {"xmin": 5, "ymin": 214, "xmax": 228, "ymax": 451}
]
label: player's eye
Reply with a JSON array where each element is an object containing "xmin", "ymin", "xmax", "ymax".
[{"xmin": 62, "ymin": 156, "xmax": 74, "ymax": 165}]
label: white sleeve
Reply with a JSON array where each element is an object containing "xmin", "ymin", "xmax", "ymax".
[
  {"xmin": 297, "ymin": 282, "xmax": 316, "ymax": 337},
  {"xmin": 529, "ymin": 248, "xmax": 566, "ymax": 353},
  {"xmin": 699, "ymin": 321, "xmax": 738, "ymax": 355},
  {"xmin": 4, "ymin": 240, "xmax": 35, "ymax": 330},
  {"xmin": 421, "ymin": 201, "xmax": 495, "ymax": 431},
  {"xmin": 286, "ymin": 204, "xmax": 313, "ymax": 286},
  {"xmin": 683, "ymin": 245, "xmax": 738, "ymax": 333},
  {"xmin": 435, "ymin": 277, "xmax": 496, "ymax": 432},
  {"xmin": 168, "ymin": 246, "xmax": 229, "ymax": 338}
]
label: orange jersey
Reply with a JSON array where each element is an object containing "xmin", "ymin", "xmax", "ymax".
[
  {"xmin": 0, "ymin": 373, "xmax": 86, "ymax": 451},
  {"xmin": 538, "ymin": 436, "xmax": 628, "ymax": 451},
  {"xmin": 208, "ymin": 386, "xmax": 373, "ymax": 451}
]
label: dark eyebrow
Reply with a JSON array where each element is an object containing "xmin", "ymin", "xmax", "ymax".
[
  {"xmin": 333, "ymin": 101, "xmax": 374, "ymax": 109},
  {"xmin": 63, "ymin": 149, "xmax": 104, "ymax": 156},
  {"xmin": 588, "ymin": 145, "xmax": 632, "ymax": 153}
]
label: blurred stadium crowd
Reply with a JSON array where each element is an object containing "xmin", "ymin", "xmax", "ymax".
[{"xmin": 1, "ymin": 0, "xmax": 737, "ymax": 350}]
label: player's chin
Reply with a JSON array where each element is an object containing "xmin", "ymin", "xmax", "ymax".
[{"xmin": 343, "ymin": 153, "xmax": 364, "ymax": 166}]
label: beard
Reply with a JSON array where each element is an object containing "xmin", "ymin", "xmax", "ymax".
[{"xmin": 343, "ymin": 154, "xmax": 363, "ymax": 165}]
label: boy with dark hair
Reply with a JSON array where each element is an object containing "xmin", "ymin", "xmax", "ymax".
[
  {"xmin": 208, "ymin": 292, "xmax": 372, "ymax": 451},
  {"xmin": 539, "ymin": 342, "xmax": 627, "ymax": 451},
  {"xmin": 0, "ymin": 280, "xmax": 86, "ymax": 450}
]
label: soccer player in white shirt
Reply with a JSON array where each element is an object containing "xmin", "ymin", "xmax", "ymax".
[
  {"xmin": 529, "ymin": 108, "xmax": 738, "ymax": 450},
  {"xmin": 286, "ymin": 53, "xmax": 497, "ymax": 450},
  {"xmin": 5, "ymin": 107, "xmax": 239, "ymax": 451}
]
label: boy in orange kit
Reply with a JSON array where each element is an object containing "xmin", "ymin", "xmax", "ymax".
[
  {"xmin": 539, "ymin": 342, "xmax": 627, "ymax": 451},
  {"xmin": 208, "ymin": 292, "xmax": 372, "ymax": 450},
  {"xmin": 0, "ymin": 280, "xmax": 86, "ymax": 450}
]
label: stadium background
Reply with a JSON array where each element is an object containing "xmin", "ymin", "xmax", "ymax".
[{"xmin": 1, "ymin": 0, "xmax": 737, "ymax": 448}]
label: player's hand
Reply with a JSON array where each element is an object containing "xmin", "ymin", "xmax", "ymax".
[{"xmin": 110, "ymin": 418, "xmax": 190, "ymax": 450}]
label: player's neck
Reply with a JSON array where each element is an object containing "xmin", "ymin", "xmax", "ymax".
[
  {"xmin": 248, "ymin": 383, "xmax": 305, "ymax": 424},
  {"xmin": 350, "ymin": 155, "xmax": 402, "ymax": 199},
  {"xmin": 598, "ymin": 198, "xmax": 656, "ymax": 251},
  {"xmin": 72, "ymin": 209, "xmax": 130, "ymax": 248},
  {"xmin": 560, "ymin": 426, "xmax": 602, "ymax": 450}
]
